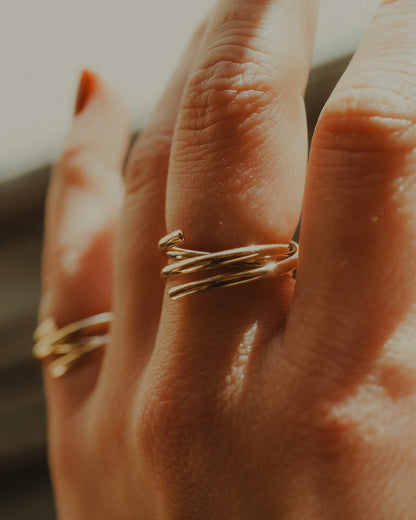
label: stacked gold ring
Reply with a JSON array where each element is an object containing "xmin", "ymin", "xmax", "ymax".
[
  {"xmin": 33, "ymin": 312, "xmax": 112, "ymax": 378},
  {"xmin": 34, "ymin": 230, "xmax": 299, "ymax": 377},
  {"xmin": 159, "ymin": 230, "xmax": 299, "ymax": 300}
]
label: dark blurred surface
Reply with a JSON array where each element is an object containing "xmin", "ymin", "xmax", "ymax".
[
  {"xmin": 0, "ymin": 56, "xmax": 349, "ymax": 519},
  {"xmin": 0, "ymin": 165, "xmax": 56, "ymax": 519}
]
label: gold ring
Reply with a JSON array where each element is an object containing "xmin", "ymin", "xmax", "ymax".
[
  {"xmin": 35, "ymin": 232, "xmax": 298, "ymax": 374},
  {"xmin": 33, "ymin": 312, "xmax": 112, "ymax": 378},
  {"xmin": 159, "ymin": 230, "xmax": 298, "ymax": 299}
]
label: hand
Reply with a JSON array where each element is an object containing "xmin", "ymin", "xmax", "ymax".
[{"xmin": 39, "ymin": 0, "xmax": 416, "ymax": 518}]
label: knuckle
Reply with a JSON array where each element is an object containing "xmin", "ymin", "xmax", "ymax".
[
  {"xmin": 179, "ymin": 50, "xmax": 278, "ymax": 136},
  {"xmin": 137, "ymin": 385, "xmax": 199, "ymax": 469},
  {"xmin": 138, "ymin": 403, "xmax": 183, "ymax": 473},
  {"xmin": 316, "ymin": 86, "xmax": 416, "ymax": 154},
  {"xmin": 136, "ymin": 363, "xmax": 218, "ymax": 478},
  {"xmin": 136, "ymin": 389, "xmax": 215, "ymax": 513}
]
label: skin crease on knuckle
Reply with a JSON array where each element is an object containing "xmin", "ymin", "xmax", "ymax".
[
  {"xmin": 177, "ymin": 65, "xmax": 282, "ymax": 167},
  {"xmin": 175, "ymin": 24, "xmax": 288, "ymax": 149},
  {"xmin": 316, "ymin": 84, "xmax": 416, "ymax": 155}
]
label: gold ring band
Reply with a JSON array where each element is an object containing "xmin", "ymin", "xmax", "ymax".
[
  {"xmin": 159, "ymin": 230, "xmax": 298, "ymax": 300},
  {"xmin": 34, "ymin": 231, "xmax": 298, "ymax": 375},
  {"xmin": 33, "ymin": 312, "xmax": 112, "ymax": 378}
]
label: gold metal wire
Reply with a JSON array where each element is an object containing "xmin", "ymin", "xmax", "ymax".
[
  {"xmin": 159, "ymin": 230, "xmax": 299, "ymax": 299},
  {"xmin": 33, "ymin": 312, "xmax": 112, "ymax": 378},
  {"xmin": 34, "ymin": 231, "xmax": 299, "ymax": 375}
]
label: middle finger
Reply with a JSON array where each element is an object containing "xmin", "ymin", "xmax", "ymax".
[{"xmin": 158, "ymin": 0, "xmax": 319, "ymax": 379}]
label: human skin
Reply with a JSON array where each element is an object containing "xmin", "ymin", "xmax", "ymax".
[{"xmin": 39, "ymin": 0, "xmax": 416, "ymax": 518}]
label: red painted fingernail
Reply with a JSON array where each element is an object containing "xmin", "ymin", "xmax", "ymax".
[{"xmin": 74, "ymin": 70, "xmax": 98, "ymax": 115}]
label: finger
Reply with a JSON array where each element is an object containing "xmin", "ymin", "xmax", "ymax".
[
  {"xmin": 40, "ymin": 70, "xmax": 130, "ymax": 403},
  {"xmin": 104, "ymin": 23, "xmax": 207, "ymax": 375},
  {"xmin": 167, "ymin": 0, "xmax": 318, "ymax": 250},
  {"xmin": 287, "ymin": 0, "xmax": 416, "ymax": 387},
  {"xmin": 158, "ymin": 0, "xmax": 318, "ymax": 334},
  {"xmin": 149, "ymin": 0, "xmax": 319, "ymax": 412}
]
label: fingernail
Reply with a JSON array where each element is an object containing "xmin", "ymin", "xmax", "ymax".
[{"xmin": 74, "ymin": 70, "xmax": 97, "ymax": 115}]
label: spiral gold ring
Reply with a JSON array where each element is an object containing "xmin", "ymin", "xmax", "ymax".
[
  {"xmin": 33, "ymin": 312, "xmax": 112, "ymax": 378},
  {"xmin": 159, "ymin": 230, "xmax": 298, "ymax": 300},
  {"xmin": 34, "ymin": 231, "xmax": 298, "ymax": 376}
]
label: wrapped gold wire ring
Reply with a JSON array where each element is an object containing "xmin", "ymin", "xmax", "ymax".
[
  {"xmin": 35, "ymin": 231, "xmax": 298, "ymax": 376},
  {"xmin": 33, "ymin": 312, "xmax": 112, "ymax": 378},
  {"xmin": 159, "ymin": 230, "xmax": 299, "ymax": 300}
]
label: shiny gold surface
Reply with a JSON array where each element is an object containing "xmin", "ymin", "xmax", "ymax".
[
  {"xmin": 159, "ymin": 230, "xmax": 299, "ymax": 300},
  {"xmin": 33, "ymin": 313, "xmax": 112, "ymax": 378}
]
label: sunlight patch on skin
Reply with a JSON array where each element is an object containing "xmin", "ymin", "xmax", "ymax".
[
  {"xmin": 324, "ymin": 305, "xmax": 416, "ymax": 445},
  {"xmin": 57, "ymin": 188, "xmax": 112, "ymax": 275},
  {"xmin": 376, "ymin": 304, "xmax": 416, "ymax": 400},
  {"xmin": 222, "ymin": 322, "xmax": 259, "ymax": 407},
  {"xmin": 392, "ymin": 175, "xmax": 413, "ymax": 201},
  {"xmin": 61, "ymin": 250, "xmax": 82, "ymax": 276},
  {"xmin": 392, "ymin": 172, "xmax": 416, "ymax": 224}
]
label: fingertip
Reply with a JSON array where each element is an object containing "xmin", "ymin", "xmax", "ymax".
[
  {"xmin": 67, "ymin": 69, "xmax": 131, "ymax": 171},
  {"xmin": 74, "ymin": 70, "xmax": 98, "ymax": 116}
]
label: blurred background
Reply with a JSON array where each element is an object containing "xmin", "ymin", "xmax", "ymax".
[{"xmin": 1, "ymin": 0, "xmax": 379, "ymax": 517}]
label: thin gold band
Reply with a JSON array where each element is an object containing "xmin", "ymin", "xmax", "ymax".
[
  {"xmin": 35, "ymin": 231, "xmax": 298, "ymax": 376},
  {"xmin": 33, "ymin": 312, "xmax": 112, "ymax": 378},
  {"xmin": 159, "ymin": 230, "xmax": 298, "ymax": 300}
]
